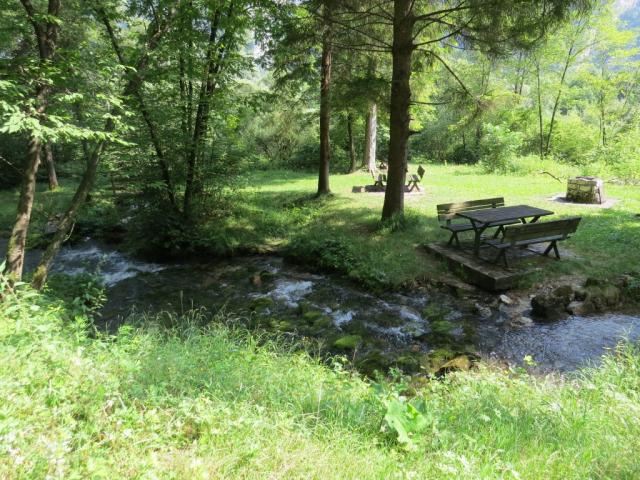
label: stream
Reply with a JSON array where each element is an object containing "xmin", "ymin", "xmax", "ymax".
[{"xmin": 5, "ymin": 238, "xmax": 640, "ymax": 374}]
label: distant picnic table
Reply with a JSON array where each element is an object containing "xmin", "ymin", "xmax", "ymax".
[{"xmin": 456, "ymin": 205, "xmax": 554, "ymax": 255}]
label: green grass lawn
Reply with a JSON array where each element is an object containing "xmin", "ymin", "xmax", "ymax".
[
  {"xmin": 2, "ymin": 164, "xmax": 640, "ymax": 290},
  {"xmin": 212, "ymin": 164, "xmax": 640, "ymax": 289},
  {"xmin": 2, "ymin": 282, "xmax": 640, "ymax": 479}
]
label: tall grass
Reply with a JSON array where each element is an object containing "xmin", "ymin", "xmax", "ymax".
[{"xmin": 2, "ymin": 281, "xmax": 640, "ymax": 479}]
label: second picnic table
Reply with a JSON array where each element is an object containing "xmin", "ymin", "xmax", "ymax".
[{"xmin": 455, "ymin": 204, "xmax": 554, "ymax": 255}]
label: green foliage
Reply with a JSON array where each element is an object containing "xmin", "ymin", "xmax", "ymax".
[
  {"xmin": 3, "ymin": 280, "xmax": 640, "ymax": 478},
  {"xmin": 479, "ymin": 124, "xmax": 523, "ymax": 173},
  {"xmin": 44, "ymin": 273, "xmax": 106, "ymax": 318}
]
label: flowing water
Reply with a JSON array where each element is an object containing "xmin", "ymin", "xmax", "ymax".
[{"xmin": 5, "ymin": 238, "xmax": 640, "ymax": 373}]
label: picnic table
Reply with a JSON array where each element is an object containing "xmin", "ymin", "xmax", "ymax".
[{"xmin": 455, "ymin": 204, "xmax": 554, "ymax": 255}]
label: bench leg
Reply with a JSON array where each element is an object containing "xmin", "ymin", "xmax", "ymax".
[
  {"xmin": 493, "ymin": 225, "xmax": 504, "ymax": 238},
  {"xmin": 543, "ymin": 241, "xmax": 561, "ymax": 259},
  {"xmin": 494, "ymin": 249, "xmax": 509, "ymax": 268},
  {"xmin": 447, "ymin": 231, "xmax": 460, "ymax": 248}
]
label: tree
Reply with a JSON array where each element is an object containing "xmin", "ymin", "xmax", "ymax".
[
  {"xmin": 378, "ymin": 0, "xmax": 592, "ymax": 221},
  {"xmin": 4, "ymin": 0, "xmax": 61, "ymax": 281},
  {"xmin": 30, "ymin": 0, "xmax": 184, "ymax": 289},
  {"xmin": 317, "ymin": 0, "xmax": 334, "ymax": 195}
]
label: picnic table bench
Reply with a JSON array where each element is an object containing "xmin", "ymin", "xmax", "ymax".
[
  {"xmin": 456, "ymin": 204, "xmax": 555, "ymax": 255},
  {"xmin": 437, "ymin": 197, "xmax": 517, "ymax": 248},
  {"xmin": 372, "ymin": 173, "xmax": 387, "ymax": 189},
  {"xmin": 484, "ymin": 217, "xmax": 582, "ymax": 267},
  {"xmin": 406, "ymin": 165, "xmax": 426, "ymax": 192}
]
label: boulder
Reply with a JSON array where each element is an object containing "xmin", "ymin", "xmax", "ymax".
[
  {"xmin": 567, "ymin": 301, "xmax": 593, "ymax": 316},
  {"xmin": 439, "ymin": 355, "xmax": 472, "ymax": 373},
  {"xmin": 531, "ymin": 285, "xmax": 575, "ymax": 320}
]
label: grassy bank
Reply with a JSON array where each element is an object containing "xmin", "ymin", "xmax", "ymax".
[
  {"xmin": 2, "ymin": 282, "xmax": 640, "ymax": 478},
  {"xmin": 2, "ymin": 164, "xmax": 640, "ymax": 290},
  {"xmin": 210, "ymin": 164, "xmax": 640, "ymax": 289}
]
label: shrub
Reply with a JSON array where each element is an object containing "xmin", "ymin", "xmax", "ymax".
[{"xmin": 478, "ymin": 123, "xmax": 523, "ymax": 173}]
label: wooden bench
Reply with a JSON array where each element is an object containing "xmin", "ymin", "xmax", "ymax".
[
  {"xmin": 406, "ymin": 165, "xmax": 426, "ymax": 192},
  {"xmin": 437, "ymin": 197, "xmax": 517, "ymax": 247},
  {"xmin": 372, "ymin": 173, "xmax": 387, "ymax": 188},
  {"xmin": 484, "ymin": 217, "xmax": 582, "ymax": 267}
]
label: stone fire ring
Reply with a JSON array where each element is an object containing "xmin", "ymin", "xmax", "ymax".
[{"xmin": 548, "ymin": 194, "xmax": 618, "ymax": 209}]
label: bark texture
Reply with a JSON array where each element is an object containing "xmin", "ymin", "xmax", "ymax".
[
  {"xmin": 5, "ymin": 0, "xmax": 61, "ymax": 281},
  {"xmin": 184, "ymin": 7, "xmax": 230, "ymax": 218},
  {"xmin": 382, "ymin": 0, "xmax": 413, "ymax": 221},
  {"xmin": 100, "ymin": 9, "xmax": 177, "ymax": 209},
  {"xmin": 363, "ymin": 101, "xmax": 377, "ymax": 173},
  {"xmin": 32, "ymin": 135, "xmax": 108, "ymax": 289},
  {"xmin": 44, "ymin": 143, "xmax": 58, "ymax": 190},
  {"xmin": 317, "ymin": 1, "xmax": 333, "ymax": 196},
  {"xmin": 347, "ymin": 112, "xmax": 357, "ymax": 173}
]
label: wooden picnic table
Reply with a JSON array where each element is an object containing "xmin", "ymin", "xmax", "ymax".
[{"xmin": 456, "ymin": 204, "xmax": 554, "ymax": 255}]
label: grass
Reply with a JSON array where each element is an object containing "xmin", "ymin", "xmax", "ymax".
[
  {"xmin": 2, "ymin": 281, "xmax": 640, "ymax": 478},
  {"xmin": 208, "ymin": 164, "xmax": 640, "ymax": 289},
  {"xmin": 3, "ymin": 164, "xmax": 640, "ymax": 290}
]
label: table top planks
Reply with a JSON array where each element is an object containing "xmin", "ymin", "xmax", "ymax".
[{"xmin": 455, "ymin": 205, "xmax": 554, "ymax": 225}]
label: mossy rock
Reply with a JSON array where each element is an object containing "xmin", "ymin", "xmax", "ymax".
[
  {"xmin": 268, "ymin": 318, "xmax": 296, "ymax": 332},
  {"xmin": 249, "ymin": 297, "xmax": 275, "ymax": 312},
  {"xmin": 394, "ymin": 353, "xmax": 421, "ymax": 373},
  {"xmin": 302, "ymin": 310, "xmax": 324, "ymax": 324},
  {"xmin": 297, "ymin": 301, "xmax": 313, "ymax": 315},
  {"xmin": 430, "ymin": 319, "xmax": 455, "ymax": 336},
  {"xmin": 438, "ymin": 355, "xmax": 472, "ymax": 374},
  {"xmin": 355, "ymin": 351, "xmax": 394, "ymax": 376},
  {"xmin": 312, "ymin": 315, "xmax": 334, "ymax": 330},
  {"xmin": 420, "ymin": 348, "xmax": 456, "ymax": 374},
  {"xmin": 259, "ymin": 270, "xmax": 276, "ymax": 282},
  {"xmin": 341, "ymin": 319, "xmax": 368, "ymax": 336},
  {"xmin": 333, "ymin": 335, "xmax": 362, "ymax": 350},
  {"xmin": 422, "ymin": 304, "xmax": 450, "ymax": 321}
]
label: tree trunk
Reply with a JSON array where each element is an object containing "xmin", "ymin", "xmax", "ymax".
[
  {"xmin": 536, "ymin": 61, "xmax": 544, "ymax": 162},
  {"xmin": 44, "ymin": 142, "xmax": 58, "ymax": 190},
  {"xmin": 5, "ymin": 137, "xmax": 42, "ymax": 280},
  {"xmin": 100, "ymin": 11, "xmax": 177, "ymax": 209},
  {"xmin": 545, "ymin": 43, "xmax": 574, "ymax": 154},
  {"xmin": 363, "ymin": 101, "xmax": 377, "ymax": 173},
  {"xmin": 184, "ymin": 8, "xmax": 226, "ymax": 218},
  {"xmin": 32, "ymin": 136, "xmax": 108, "ymax": 290},
  {"xmin": 347, "ymin": 112, "xmax": 357, "ymax": 173},
  {"xmin": 5, "ymin": 0, "xmax": 61, "ymax": 281},
  {"xmin": 317, "ymin": 1, "xmax": 333, "ymax": 196},
  {"xmin": 382, "ymin": 0, "xmax": 413, "ymax": 221}
]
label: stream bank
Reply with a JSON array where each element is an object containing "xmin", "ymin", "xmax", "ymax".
[{"xmin": 4, "ymin": 237, "xmax": 640, "ymax": 375}]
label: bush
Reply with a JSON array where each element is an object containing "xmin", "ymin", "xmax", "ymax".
[
  {"xmin": 550, "ymin": 113, "xmax": 601, "ymax": 165},
  {"xmin": 478, "ymin": 123, "xmax": 523, "ymax": 173}
]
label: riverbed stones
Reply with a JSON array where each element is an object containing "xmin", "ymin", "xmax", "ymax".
[
  {"xmin": 474, "ymin": 303, "xmax": 492, "ymax": 319},
  {"xmin": 532, "ymin": 280, "xmax": 623, "ymax": 320},
  {"xmin": 531, "ymin": 285, "xmax": 575, "ymax": 320},
  {"xmin": 499, "ymin": 294, "xmax": 513, "ymax": 305},
  {"xmin": 249, "ymin": 296, "xmax": 275, "ymax": 312}
]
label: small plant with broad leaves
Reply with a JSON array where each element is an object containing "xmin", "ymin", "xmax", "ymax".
[{"xmin": 374, "ymin": 369, "xmax": 432, "ymax": 450}]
